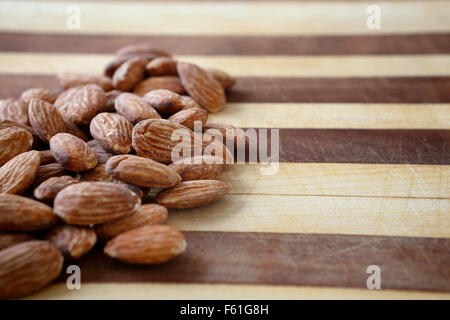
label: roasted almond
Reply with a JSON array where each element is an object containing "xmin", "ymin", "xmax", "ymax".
[
  {"xmin": 20, "ymin": 88, "xmax": 57, "ymax": 104},
  {"xmin": 87, "ymin": 140, "xmax": 114, "ymax": 164},
  {"xmin": 0, "ymin": 241, "xmax": 63, "ymax": 299},
  {"xmin": 104, "ymin": 225, "xmax": 185, "ymax": 264},
  {"xmin": 146, "ymin": 57, "xmax": 178, "ymax": 76},
  {"xmin": 177, "ymin": 61, "xmax": 225, "ymax": 112},
  {"xmin": 115, "ymin": 44, "xmax": 171, "ymax": 58},
  {"xmin": 105, "ymin": 89, "xmax": 122, "ymax": 111},
  {"xmin": 142, "ymin": 89, "xmax": 185, "ymax": 116},
  {"xmin": 132, "ymin": 119, "xmax": 194, "ymax": 164},
  {"xmin": 44, "ymin": 225, "xmax": 97, "ymax": 260},
  {"xmin": 0, "ymin": 150, "xmax": 40, "ymax": 195},
  {"xmin": 96, "ymin": 204, "xmax": 168, "ymax": 241},
  {"xmin": 64, "ymin": 120, "xmax": 90, "ymax": 142},
  {"xmin": 53, "ymin": 182, "xmax": 141, "ymax": 225},
  {"xmin": 0, "ymin": 119, "xmax": 35, "ymax": 134},
  {"xmin": 169, "ymin": 155, "xmax": 226, "ymax": 181},
  {"xmin": 206, "ymin": 67, "xmax": 236, "ymax": 89},
  {"xmin": 0, "ymin": 194, "xmax": 58, "ymax": 231},
  {"xmin": 112, "ymin": 57, "xmax": 148, "ymax": 92},
  {"xmin": 180, "ymin": 95, "xmax": 202, "ymax": 110},
  {"xmin": 57, "ymin": 72, "xmax": 113, "ymax": 91},
  {"xmin": 50, "ymin": 133, "xmax": 98, "ymax": 172},
  {"xmin": 106, "ymin": 154, "xmax": 180, "ymax": 188},
  {"xmin": 0, "ymin": 232, "xmax": 35, "ymax": 251},
  {"xmin": 203, "ymin": 122, "xmax": 251, "ymax": 151},
  {"xmin": 156, "ymin": 180, "xmax": 231, "ymax": 209},
  {"xmin": 38, "ymin": 150, "xmax": 56, "ymax": 165},
  {"xmin": 168, "ymin": 107, "xmax": 208, "ymax": 130},
  {"xmin": 114, "ymin": 92, "xmax": 160, "ymax": 123},
  {"xmin": 134, "ymin": 76, "xmax": 186, "ymax": 96},
  {"xmin": 80, "ymin": 164, "xmax": 114, "ymax": 182},
  {"xmin": 0, "ymin": 98, "xmax": 29, "ymax": 125},
  {"xmin": 104, "ymin": 54, "xmax": 156, "ymax": 78},
  {"xmin": 90, "ymin": 112, "xmax": 133, "ymax": 154},
  {"xmin": 33, "ymin": 163, "xmax": 71, "ymax": 188},
  {"xmin": 34, "ymin": 175, "xmax": 79, "ymax": 202},
  {"xmin": 0, "ymin": 127, "xmax": 33, "ymax": 166},
  {"xmin": 28, "ymin": 98, "xmax": 66, "ymax": 144}
]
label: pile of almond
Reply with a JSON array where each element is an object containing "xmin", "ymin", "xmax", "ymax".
[{"xmin": 0, "ymin": 44, "xmax": 243, "ymax": 299}]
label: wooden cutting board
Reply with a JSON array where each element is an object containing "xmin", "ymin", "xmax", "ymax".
[{"xmin": 0, "ymin": 0, "xmax": 449, "ymax": 299}]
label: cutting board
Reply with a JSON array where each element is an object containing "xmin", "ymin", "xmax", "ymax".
[{"xmin": 0, "ymin": 0, "xmax": 449, "ymax": 299}]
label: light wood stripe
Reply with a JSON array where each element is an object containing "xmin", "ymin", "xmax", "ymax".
[
  {"xmin": 25, "ymin": 283, "xmax": 450, "ymax": 300},
  {"xmin": 223, "ymin": 164, "xmax": 450, "ymax": 199},
  {"xmin": 209, "ymin": 103, "xmax": 450, "ymax": 129},
  {"xmin": 1, "ymin": 1, "xmax": 449, "ymax": 35},
  {"xmin": 1, "ymin": 53, "xmax": 450, "ymax": 77}
]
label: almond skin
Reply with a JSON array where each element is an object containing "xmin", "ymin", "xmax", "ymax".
[
  {"xmin": 80, "ymin": 164, "xmax": 114, "ymax": 182},
  {"xmin": 142, "ymin": 89, "xmax": 185, "ymax": 116},
  {"xmin": 34, "ymin": 175, "xmax": 79, "ymax": 202},
  {"xmin": 50, "ymin": 133, "xmax": 98, "ymax": 172},
  {"xmin": 90, "ymin": 113, "xmax": 133, "ymax": 154},
  {"xmin": 168, "ymin": 107, "xmax": 208, "ymax": 131},
  {"xmin": 20, "ymin": 88, "xmax": 57, "ymax": 104},
  {"xmin": 104, "ymin": 54, "xmax": 156, "ymax": 78},
  {"xmin": 169, "ymin": 155, "xmax": 226, "ymax": 181},
  {"xmin": 146, "ymin": 57, "xmax": 178, "ymax": 76},
  {"xmin": 113, "ymin": 57, "xmax": 148, "ymax": 92},
  {"xmin": 156, "ymin": 180, "xmax": 231, "ymax": 209},
  {"xmin": 206, "ymin": 67, "xmax": 236, "ymax": 89},
  {"xmin": 53, "ymin": 182, "xmax": 141, "ymax": 225},
  {"xmin": 54, "ymin": 84, "xmax": 107, "ymax": 125},
  {"xmin": 0, "ymin": 99, "xmax": 29, "ymax": 125},
  {"xmin": 104, "ymin": 225, "xmax": 186, "ymax": 265},
  {"xmin": 28, "ymin": 98, "xmax": 66, "ymax": 144},
  {"xmin": 132, "ymin": 119, "xmax": 194, "ymax": 164},
  {"xmin": 0, "ymin": 241, "xmax": 63, "ymax": 299},
  {"xmin": 114, "ymin": 92, "xmax": 160, "ymax": 124},
  {"xmin": 180, "ymin": 95, "xmax": 202, "ymax": 110},
  {"xmin": 0, "ymin": 119, "xmax": 35, "ymax": 135},
  {"xmin": 105, "ymin": 89, "xmax": 122, "ymax": 111},
  {"xmin": 87, "ymin": 140, "xmax": 114, "ymax": 164},
  {"xmin": 0, "ymin": 150, "xmax": 40, "ymax": 195},
  {"xmin": 106, "ymin": 155, "xmax": 181, "ymax": 188},
  {"xmin": 0, "ymin": 232, "xmax": 35, "ymax": 251},
  {"xmin": 0, "ymin": 127, "xmax": 33, "ymax": 166},
  {"xmin": 44, "ymin": 225, "xmax": 97, "ymax": 260},
  {"xmin": 96, "ymin": 204, "xmax": 168, "ymax": 241},
  {"xmin": 134, "ymin": 76, "xmax": 186, "ymax": 96},
  {"xmin": 177, "ymin": 61, "xmax": 226, "ymax": 112},
  {"xmin": 38, "ymin": 150, "xmax": 56, "ymax": 165},
  {"xmin": 0, "ymin": 194, "xmax": 58, "ymax": 231},
  {"xmin": 57, "ymin": 72, "xmax": 113, "ymax": 91},
  {"xmin": 32, "ymin": 163, "xmax": 71, "ymax": 188},
  {"xmin": 64, "ymin": 120, "xmax": 90, "ymax": 142}
]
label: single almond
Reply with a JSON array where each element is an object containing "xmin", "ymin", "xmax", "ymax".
[
  {"xmin": 146, "ymin": 57, "xmax": 178, "ymax": 76},
  {"xmin": 104, "ymin": 225, "xmax": 186, "ymax": 265},
  {"xmin": 0, "ymin": 98, "xmax": 29, "ymax": 125},
  {"xmin": 0, "ymin": 232, "xmax": 35, "ymax": 251},
  {"xmin": 90, "ymin": 112, "xmax": 133, "ymax": 154},
  {"xmin": 32, "ymin": 163, "xmax": 71, "ymax": 188},
  {"xmin": 20, "ymin": 88, "xmax": 57, "ymax": 104},
  {"xmin": 134, "ymin": 76, "xmax": 186, "ymax": 96},
  {"xmin": 34, "ymin": 175, "xmax": 79, "ymax": 202},
  {"xmin": 44, "ymin": 225, "xmax": 97, "ymax": 260},
  {"xmin": 0, "ymin": 127, "xmax": 33, "ymax": 166},
  {"xmin": 177, "ymin": 61, "xmax": 226, "ymax": 112},
  {"xmin": 0, "ymin": 194, "xmax": 58, "ymax": 231},
  {"xmin": 206, "ymin": 67, "xmax": 236, "ymax": 89},
  {"xmin": 156, "ymin": 180, "xmax": 231, "ymax": 209},
  {"xmin": 142, "ymin": 89, "xmax": 185, "ymax": 116},
  {"xmin": 54, "ymin": 182, "xmax": 141, "ymax": 225},
  {"xmin": 115, "ymin": 92, "xmax": 161, "ymax": 123},
  {"xmin": 28, "ymin": 98, "xmax": 66, "ymax": 144},
  {"xmin": 50, "ymin": 133, "xmax": 98, "ymax": 172},
  {"xmin": 0, "ymin": 150, "xmax": 40, "ymax": 195},
  {"xmin": 0, "ymin": 241, "xmax": 63, "ymax": 299},
  {"xmin": 168, "ymin": 107, "xmax": 208, "ymax": 130},
  {"xmin": 169, "ymin": 155, "xmax": 226, "ymax": 181},
  {"xmin": 80, "ymin": 164, "xmax": 114, "ymax": 182},
  {"xmin": 57, "ymin": 72, "xmax": 113, "ymax": 91},
  {"xmin": 87, "ymin": 140, "xmax": 114, "ymax": 164},
  {"xmin": 104, "ymin": 54, "xmax": 156, "ymax": 78},
  {"xmin": 96, "ymin": 204, "xmax": 168, "ymax": 241},
  {"xmin": 106, "ymin": 154, "xmax": 181, "ymax": 188},
  {"xmin": 112, "ymin": 57, "xmax": 148, "ymax": 92}
]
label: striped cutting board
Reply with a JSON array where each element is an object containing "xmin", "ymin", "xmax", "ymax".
[{"xmin": 1, "ymin": 0, "xmax": 449, "ymax": 299}]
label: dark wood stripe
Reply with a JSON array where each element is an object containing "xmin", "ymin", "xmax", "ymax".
[
  {"xmin": 0, "ymin": 32, "xmax": 449, "ymax": 55},
  {"xmin": 61, "ymin": 232, "xmax": 450, "ymax": 292},
  {"xmin": 1, "ymin": 74, "xmax": 450, "ymax": 103}
]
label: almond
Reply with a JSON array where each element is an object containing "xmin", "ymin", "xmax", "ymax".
[
  {"xmin": 104, "ymin": 54, "xmax": 156, "ymax": 78},
  {"xmin": 0, "ymin": 98, "xmax": 29, "ymax": 125},
  {"xmin": 134, "ymin": 76, "xmax": 186, "ymax": 96},
  {"xmin": 0, "ymin": 241, "xmax": 63, "ymax": 299},
  {"xmin": 54, "ymin": 84, "xmax": 107, "ymax": 125},
  {"xmin": 38, "ymin": 150, "xmax": 56, "ymax": 165},
  {"xmin": 180, "ymin": 95, "xmax": 201, "ymax": 110},
  {"xmin": 20, "ymin": 88, "xmax": 57, "ymax": 104},
  {"xmin": 113, "ymin": 57, "xmax": 148, "ymax": 92},
  {"xmin": 57, "ymin": 72, "xmax": 113, "ymax": 91},
  {"xmin": 90, "ymin": 113, "xmax": 133, "ymax": 154},
  {"xmin": 168, "ymin": 107, "xmax": 208, "ymax": 130},
  {"xmin": 34, "ymin": 175, "xmax": 79, "ymax": 202},
  {"xmin": 0, "ymin": 232, "xmax": 35, "ymax": 251},
  {"xmin": 177, "ymin": 61, "xmax": 225, "ymax": 112},
  {"xmin": 146, "ymin": 57, "xmax": 178, "ymax": 76},
  {"xmin": 80, "ymin": 164, "xmax": 114, "ymax": 182},
  {"xmin": 115, "ymin": 44, "xmax": 170, "ymax": 58},
  {"xmin": 104, "ymin": 225, "xmax": 185, "ymax": 264},
  {"xmin": 64, "ymin": 120, "xmax": 90, "ymax": 142},
  {"xmin": 105, "ymin": 89, "xmax": 122, "ymax": 111},
  {"xmin": 33, "ymin": 163, "xmax": 71, "ymax": 188},
  {"xmin": 202, "ymin": 134, "xmax": 234, "ymax": 166},
  {"xmin": 106, "ymin": 155, "xmax": 180, "ymax": 188},
  {"xmin": 206, "ymin": 67, "xmax": 236, "ymax": 89},
  {"xmin": 142, "ymin": 89, "xmax": 185, "ymax": 116},
  {"xmin": 114, "ymin": 92, "xmax": 160, "ymax": 124},
  {"xmin": 203, "ymin": 122, "xmax": 250, "ymax": 150},
  {"xmin": 0, "ymin": 119, "xmax": 35, "ymax": 134},
  {"xmin": 0, "ymin": 127, "xmax": 33, "ymax": 166},
  {"xmin": 96, "ymin": 204, "xmax": 168, "ymax": 241},
  {"xmin": 54, "ymin": 182, "xmax": 141, "ymax": 225},
  {"xmin": 50, "ymin": 133, "xmax": 98, "ymax": 172},
  {"xmin": 28, "ymin": 98, "xmax": 66, "ymax": 144},
  {"xmin": 0, "ymin": 194, "xmax": 58, "ymax": 231},
  {"xmin": 0, "ymin": 150, "xmax": 40, "ymax": 195},
  {"xmin": 132, "ymin": 119, "xmax": 194, "ymax": 164},
  {"xmin": 87, "ymin": 140, "xmax": 114, "ymax": 164},
  {"xmin": 44, "ymin": 225, "xmax": 97, "ymax": 260},
  {"xmin": 156, "ymin": 180, "xmax": 231, "ymax": 209},
  {"xmin": 169, "ymin": 155, "xmax": 226, "ymax": 181}
]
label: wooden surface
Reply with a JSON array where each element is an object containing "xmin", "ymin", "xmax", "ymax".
[{"xmin": 0, "ymin": 0, "xmax": 449, "ymax": 299}]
